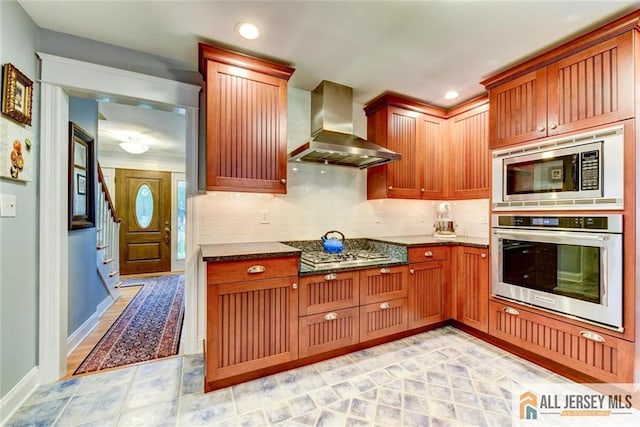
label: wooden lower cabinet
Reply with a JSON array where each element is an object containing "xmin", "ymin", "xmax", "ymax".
[
  {"xmin": 299, "ymin": 307, "xmax": 360, "ymax": 358},
  {"xmin": 359, "ymin": 266, "xmax": 408, "ymax": 305},
  {"xmin": 360, "ymin": 297, "xmax": 408, "ymax": 341},
  {"xmin": 455, "ymin": 246, "xmax": 489, "ymax": 332},
  {"xmin": 206, "ymin": 275, "xmax": 298, "ymax": 381},
  {"xmin": 489, "ymin": 301, "xmax": 634, "ymax": 383},
  {"xmin": 299, "ymin": 271, "xmax": 359, "ymax": 316},
  {"xmin": 408, "ymin": 260, "xmax": 449, "ymax": 329}
]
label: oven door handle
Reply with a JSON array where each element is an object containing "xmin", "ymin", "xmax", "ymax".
[{"xmin": 493, "ymin": 228, "xmax": 608, "ymax": 243}]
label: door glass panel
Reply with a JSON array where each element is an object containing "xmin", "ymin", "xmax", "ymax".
[
  {"xmin": 502, "ymin": 239, "xmax": 601, "ymax": 303},
  {"xmin": 177, "ymin": 180, "xmax": 186, "ymax": 260},
  {"xmin": 135, "ymin": 184, "xmax": 154, "ymax": 229}
]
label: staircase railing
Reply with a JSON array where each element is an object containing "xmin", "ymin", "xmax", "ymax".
[{"xmin": 97, "ymin": 164, "xmax": 121, "ymax": 284}]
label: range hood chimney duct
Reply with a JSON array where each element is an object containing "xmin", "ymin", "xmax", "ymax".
[{"xmin": 288, "ymin": 81, "xmax": 401, "ymax": 169}]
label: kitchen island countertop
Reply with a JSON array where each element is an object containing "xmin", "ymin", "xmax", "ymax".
[
  {"xmin": 368, "ymin": 235, "xmax": 489, "ymax": 248},
  {"xmin": 200, "ymin": 242, "xmax": 301, "ymax": 262}
]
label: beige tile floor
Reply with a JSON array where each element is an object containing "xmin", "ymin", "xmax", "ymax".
[{"xmin": 6, "ymin": 326, "xmax": 639, "ymax": 426}]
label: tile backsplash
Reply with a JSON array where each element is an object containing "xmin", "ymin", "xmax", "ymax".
[{"xmin": 195, "ymin": 86, "xmax": 489, "ymax": 245}]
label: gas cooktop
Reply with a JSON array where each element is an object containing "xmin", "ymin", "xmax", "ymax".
[{"xmin": 300, "ymin": 249, "xmax": 392, "ymax": 269}]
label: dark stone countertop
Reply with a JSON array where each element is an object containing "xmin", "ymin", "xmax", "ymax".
[
  {"xmin": 200, "ymin": 242, "xmax": 301, "ymax": 262},
  {"xmin": 367, "ymin": 235, "xmax": 489, "ymax": 248}
]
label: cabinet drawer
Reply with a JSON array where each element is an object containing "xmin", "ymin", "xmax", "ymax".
[
  {"xmin": 299, "ymin": 271, "xmax": 359, "ymax": 316},
  {"xmin": 359, "ymin": 266, "xmax": 408, "ymax": 305},
  {"xmin": 408, "ymin": 246, "xmax": 449, "ymax": 263},
  {"xmin": 489, "ymin": 301, "xmax": 633, "ymax": 383},
  {"xmin": 207, "ymin": 256, "xmax": 299, "ymax": 284},
  {"xmin": 299, "ymin": 307, "xmax": 359, "ymax": 358},
  {"xmin": 360, "ymin": 298, "xmax": 408, "ymax": 342}
]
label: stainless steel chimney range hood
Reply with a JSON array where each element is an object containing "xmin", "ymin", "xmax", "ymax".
[{"xmin": 288, "ymin": 81, "xmax": 401, "ymax": 169}]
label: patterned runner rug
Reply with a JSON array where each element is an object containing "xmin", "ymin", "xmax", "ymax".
[{"xmin": 74, "ymin": 273, "xmax": 184, "ymax": 375}]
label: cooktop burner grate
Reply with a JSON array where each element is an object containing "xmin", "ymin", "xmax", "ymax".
[{"xmin": 301, "ymin": 250, "xmax": 391, "ymax": 268}]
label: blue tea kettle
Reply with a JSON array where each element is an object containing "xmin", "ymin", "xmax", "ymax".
[{"xmin": 322, "ymin": 230, "xmax": 345, "ymax": 254}]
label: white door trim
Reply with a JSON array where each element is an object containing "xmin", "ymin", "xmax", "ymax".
[{"xmin": 37, "ymin": 53, "xmax": 201, "ymax": 383}]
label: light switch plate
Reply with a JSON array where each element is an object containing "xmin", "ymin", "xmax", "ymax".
[{"xmin": 0, "ymin": 194, "xmax": 16, "ymax": 217}]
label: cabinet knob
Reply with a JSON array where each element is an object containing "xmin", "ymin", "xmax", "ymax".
[
  {"xmin": 420, "ymin": 188, "xmax": 425, "ymax": 192},
  {"xmin": 409, "ymin": 269, "xmax": 415, "ymax": 274},
  {"xmin": 503, "ymin": 306, "xmax": 520, "ymax": 316},
  {"xmin": 380, "ymin": 302, "xmax": 391, "ymax": 310},
  {"xmin": 324, "ymin": 273, "xmax": 337, "ymax": 281},
  {"xmin": 388, "ymin": 186, "xmax": 393, "ymax": 190},
  {"xmin": 247, "ymin": 265, "xmax": 266, "ymax": 274},
  {"xmin": 424, "ymin": 251, "xmax": 434, "ymax": 257},
  {"xmin": 481, "ymin": 253, "xmax": 487, "ymax": 259},
  {"xmin": 280, "ymin": 178, "xmax": 286, "ymax": 185},
  {"xmin": 537, "ymin": 126, "xmax": 545, "ymax": 132},
  {"xmin": 549, "ymin": 122, "xmax": 557, "ymax": 130},
  {"xmin": 324, "ymin": 312, "xmax": 338, "ymax": 321},
  {"xmin": 380, "ymin": 267, "xmax": 391, "ymax": 274},
  {"xmin": 580, "ymin": 330, "xmax": 605, "ymax": 343},
  {"xmin": 292, "ymin": 283, "xmax": 298, "ymax": 290}
]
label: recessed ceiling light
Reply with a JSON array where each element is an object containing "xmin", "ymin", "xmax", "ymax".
[
  {"xmin": 236, "ymin": 22, "xmax": 259, "ymax": 40},
  {"xmin": 444, "ymin": 90, "xmax": 459, "ymax": 100}
]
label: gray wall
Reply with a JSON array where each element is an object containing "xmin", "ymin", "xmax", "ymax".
[
  {"xmin": 0, "ymin": 1, "xmax": 40, "ymax": 398},
  {"xmin": 68, "ymin": 97, "xmax": 108, "ymax": 334}
]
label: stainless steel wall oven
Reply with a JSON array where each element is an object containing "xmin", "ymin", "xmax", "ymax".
[{"xmin": 492, "ymin": 214, "xmax": 623, "ymax": 331}]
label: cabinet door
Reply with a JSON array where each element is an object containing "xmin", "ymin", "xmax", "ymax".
[
  {"xmin": 299, "ymin": 271, "xmax": 359, "ymax": 316},
  {"xmin": 547, "ymin": 31, "xmax": 634, "ymax": 137},
  {"xmin": 489, "ymin": 69, "xmax": 547, "ymax": 148},
  {"xmin": 205, "ymin": 61, "xmax": 289, "ymax": 193},
  {"xmin": 455, "ymin": 247, "xmax": 489, "ymax": 332},
  {"xmin": 385, "ymin": 107, "xmax": 423, "ymax": 198},
  {"xmin": 360, "ymin": 298, "xmax": 408, "ymax": 341},
  {"xmin": 420, "ymin": 115, "xmax": 446, "ymax": 199},
  {"xmin": 449, "ymin": 104, "xmax": 490, "ymax": 199},
  {"xmin": 489, "ymin": 301, "xmax": 634, "ymax": 383},
  {"xmin": 206, "ymin": 276, "xmax": 298, "ymax": 381},
  {"xmin": 408, "ymin": 260, "xmax": 449, "ymax": 329},
  {"xmin": 299, "ymin": 307, "xmax": 359, "ymax": 358},
  {"xmin": 359, "ymin": 266, "xmax": 408, "ymax": 305}
]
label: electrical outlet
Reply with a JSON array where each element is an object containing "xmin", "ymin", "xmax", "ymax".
[
  {"xmin": 0, "ymin": 194, "xmax": 16, "ymax": 217},
  {"xmin": 374, "ymin": 211, "xmax": 382, "ymax": 223},
  {"xmin": 260, "ymin": 209, "xmax": 270, "ymax": 224},
  {"xmin": 419, "ymin": 216, "xmax": 426, "ymax": 223}
]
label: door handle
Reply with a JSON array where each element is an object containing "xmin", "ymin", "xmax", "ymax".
[{"xmin": 164, "ymin": 227, "xmax": 170, "ymax": 244}]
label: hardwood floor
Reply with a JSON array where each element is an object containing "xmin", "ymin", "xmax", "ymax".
[{"xmin": 65, "ymin": 285, "xmax": 142, "ymax": 378}]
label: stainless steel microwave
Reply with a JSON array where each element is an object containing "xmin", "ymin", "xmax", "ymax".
[{"xmin": 492, "ymin": 126, "xmax": 624, "ymax": 210}]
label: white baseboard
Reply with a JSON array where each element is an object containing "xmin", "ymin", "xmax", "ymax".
[
  {"xmin": 0, "ymin": 367, "xmax": 39, "ymax": 425},
  {"xmin": 66, "ymin": 294, "xmax": 115, "ymax": 355}
]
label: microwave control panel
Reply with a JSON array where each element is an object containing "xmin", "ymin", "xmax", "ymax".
[{"xmin": 580, "ymin": 150, "xmax": 600, "ymax": 191}]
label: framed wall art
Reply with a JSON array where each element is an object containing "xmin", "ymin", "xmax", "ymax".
[
  {"xmin": 2, "ymin": 63, "xmax": 33, "ymax": 126},
  {"xmin": 69, "ymin": 122, "xmax": 96, "ymax": 230},
  {"xmin": 0, "ymin": 116, "xmax": 33, "ymax": 181}
]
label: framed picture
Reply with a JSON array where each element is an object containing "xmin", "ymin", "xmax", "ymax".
[
  {"xmin": 69, "ymin": 122, "xmax": 95, "ymax": 230},
  {"xmin": 2, "ymin": 63, "xmax": 33, "ymax": 126}
]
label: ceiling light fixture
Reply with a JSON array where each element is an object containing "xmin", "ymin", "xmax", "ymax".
[
  {"xmin": 119, "ymin": 136, "xmax": 149, "ymax": 155},
  {"xmin": 444, "ymin": 90, "xmax": 459, "ymax": 100},
  {"xmin": 236, "ymin": 22, "xmax": 260, "ymax": 40}
]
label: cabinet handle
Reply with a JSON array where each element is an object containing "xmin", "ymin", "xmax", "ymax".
[
  {"xmin": 380, "ymin": 302, "xmax": 391, "ymax": 310},
  {"xmin": 523, "ymin": 274, "xmax": 530, "ymax": 279},
  {"xmin": 388, "ymin": 186, "xmax": 393, "ymax": 190},
  {"xmin": 549, "ymin": 122, "xmax": 557, "ymax": 130},
  {"xmin": 292, "ymin": 283, "xmax": 298, "ymax": 290},
  {"xmin": 280, "ymin": 178, "xmax": 286, "ymax": 184},
  {"xmin": 481, "ymin": 253, "xmax": 487, "ymax": 259},
  {"xmin": 580, "ymin": 331, "xmax": 605, "ymax": 343},
  {"xmin": 247, "ymin": 265, "xmax": 266, "ymax": 274},
  {"xmin": 324, "ymin": 312, "xmax": 338, "ymax": 321},
  {"xmin": 409, "ymin": 269, "xmax": 415, "ymax": 274},
  {"xmin": 537, "ymin": 125, "xmax": 546, "ymax": 132},
  {"xmin": 324, "ymin": 273, "xmax": 337, "ymax": 281},
  {"xmin": 380, "ymin": 267, "xmax": 391, "ymax": 274},
  {"xmin": 424, "ymin": 251, "xmax": 434, "ymax": 257},
  {"xmin": 503, "ymin": 306, "xmax": 520, "ymax": 316}
]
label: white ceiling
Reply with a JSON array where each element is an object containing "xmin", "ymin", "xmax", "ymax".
[{"xmin": 19, "ymin": 0, "xmax": 640, "ymax": 157}]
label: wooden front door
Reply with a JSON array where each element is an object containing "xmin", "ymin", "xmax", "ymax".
[{"xmin": 116, "ymin": 168, "xmax": 171, "ymax": 275}]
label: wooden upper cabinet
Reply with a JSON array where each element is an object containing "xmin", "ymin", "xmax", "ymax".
[
  {"xmin": 448, "ymin": 103, "xmax": 490, "ymax": 199},
  {"xmin": 489, "ymin": 69, "xmax": 547, "ymax": 148},
  {"xmin": 420, "ymin": 115, "xmax": 447, "ymax": 199},
  {"xmin": 386, "ymin": 107, "xmax": 423, "ymax": 198},
  {"xmin": 486, "ymin": 31, "xmax": 634, "ymax": 148},
  {"xmin": 547, "ymin": 31, "xmax": 634, "ymax": 136},
  {"xmin": 199, "ymin": 44, "xmax": 295, "ymax": 194}
]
